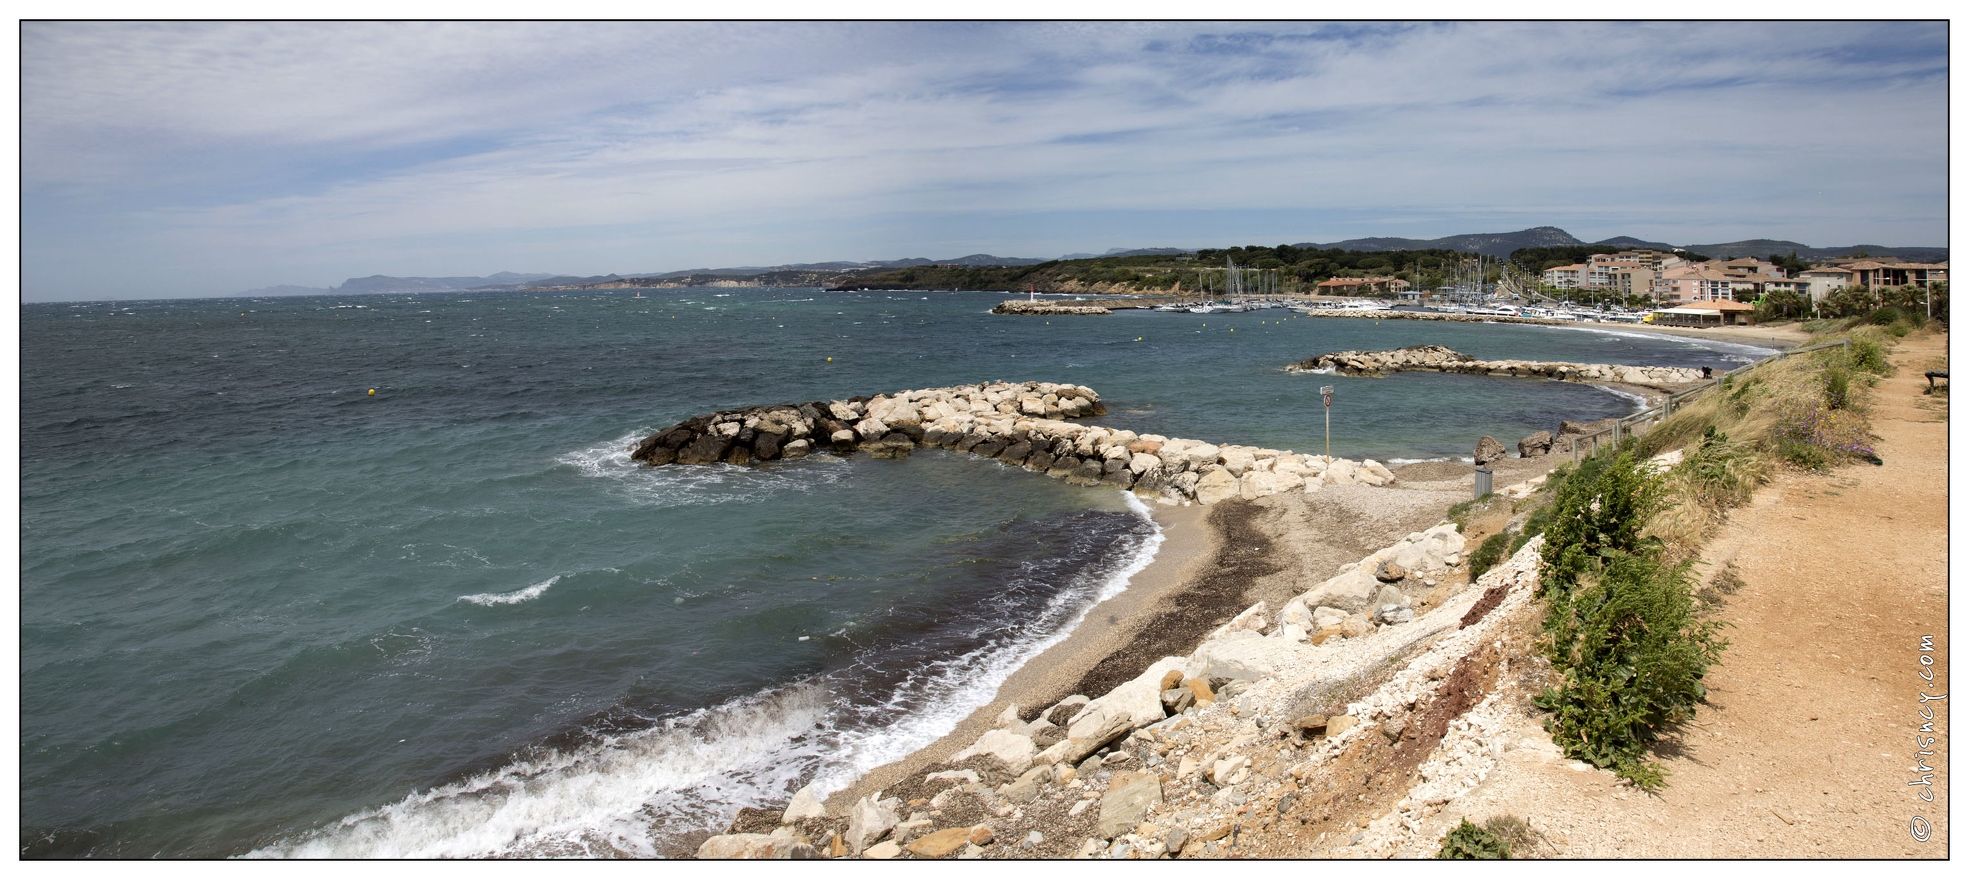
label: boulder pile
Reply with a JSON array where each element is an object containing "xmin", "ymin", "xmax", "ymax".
[
  {"xmin": 630, "ymin": 381, "xmax": 1399, "ymax": 505},
  {"xmin": 1287, "ymin": 344, "xmax": 1706, "ymax": 392}
]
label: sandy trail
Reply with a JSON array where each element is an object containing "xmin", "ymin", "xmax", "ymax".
[{"xmin": 1397, "ymin": 330, "xmax": 1949, "ymax": 858}]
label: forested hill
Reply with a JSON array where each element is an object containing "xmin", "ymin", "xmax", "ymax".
[{"xmin": 827, "ymin": 245, "xmax": 1482, "ymax": 295}]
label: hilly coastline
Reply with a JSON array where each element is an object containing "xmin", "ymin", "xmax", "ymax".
[{"xmin": 227, "ymin": 227, "xmax": 1945, "ymax": 298}]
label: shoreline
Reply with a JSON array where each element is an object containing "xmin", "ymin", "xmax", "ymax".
[
  {"xmin": 817, "ymin": 474, "xmax": 1496, "ymax": 824},
  {"xmin": 823, "ymin": 500, "xmax": 1221, "ymax": 814}
]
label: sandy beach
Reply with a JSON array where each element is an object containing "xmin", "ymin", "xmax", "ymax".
[
  {"xmin": 1600, "ymin": 320, "xmax": 1810, "ymax": 348},
  {"xmin": 816, "ymin": 463, "xmax": 1528, "ymax": 825}
]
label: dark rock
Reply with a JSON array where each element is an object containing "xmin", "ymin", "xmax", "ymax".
[
  {"xmin": 972, "ymin": 439, "xmax": 1007, "ymax": 458},
  {"xmin": 1025, "ymin": 450, "xmax": 1055, "ymax": 472},
  {"xmin": 1473, "ymin": 435, "xmax": 1507, "ymax": 466},
  {"xmin": 1100, "ymin": 468, "xmax": 1135, "ymax": 489},
  {"xmin": 1066, "ymin": 459, "xmax": 1105, "ymax": 487},
  {"xmin": 953, "ymin": 433, "xmax": 983, "ymax": 453},
  {"xmin": 1517, "ymin": 430, "xmax": 1553, "ymax": 457},
  {"xmin": 753, "ymin": 432, "xmax": 782, "ymax": 460},
  {"xmin": 639, "ymin": 445, "xmax": 679, "ymax": 466},
  {"xmin": 724, "ymin": 444, "xmax": 753, "ymax": 466},
  {"xmin": 999, "ymin": 440, "xmax": 1033, "ymax": 463},
  {"xmin": 896, "ymin": 423, "xmax": 926, "ymax": 442},
  {"xmin": 677, "ymin": 432, "xmax": 735, "ymax": 465},
  {"xmin": 1375, "ymin": 560, "xmax": 1409, "ymax": 583},
  {"xmin": 921, "ymin": 428, "xmax": 947, "ymax": 447}
]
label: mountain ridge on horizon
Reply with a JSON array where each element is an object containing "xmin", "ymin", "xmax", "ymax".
[{"xmin": 226, "ymin": 227, "xmax": 1946, "ymax": 297}]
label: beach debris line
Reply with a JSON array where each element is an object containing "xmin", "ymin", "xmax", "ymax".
[
  {"xmin": 1287, "ymin": 344, "xmax": 1707, "ymax": 392},
  {"xmin": 629, "ymin": 381, "xmax": 1400, "ymax": 505}
]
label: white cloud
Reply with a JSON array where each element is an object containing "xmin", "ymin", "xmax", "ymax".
[{"xmin": 20, "ymin": 21, "xmax": 1947, "ymax": 299}]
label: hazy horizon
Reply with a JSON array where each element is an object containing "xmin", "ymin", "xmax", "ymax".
[{"xmin": 23, "ymin": 21, "xmax": 1947, "ymax": 302}]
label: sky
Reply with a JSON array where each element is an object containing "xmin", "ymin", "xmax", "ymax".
[{"xmin": 18, "ymin": 20, "xmax": 1951, "ymax": 301}]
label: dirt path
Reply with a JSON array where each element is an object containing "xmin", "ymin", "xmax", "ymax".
[{"xmin": 1405, "ymin": 330, "xmax": 1950, "ymax": 857}]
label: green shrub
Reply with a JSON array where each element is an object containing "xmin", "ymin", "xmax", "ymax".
[
  {"xmin": 1869, "ymin": 305, "xmax": 1903, "ymax": 326},
  {"xmin": 1887, "ymin": 321, "xmax": 1912, "ymax": 338},
  {"xmin": 1537, "ymin": 450, "xmax": 1663, "ymax": 602},
  {"xmin": 1531, "ymin": 449, "xmax": 1728, "ymax": 789},
  {"xmin": 1848, "ymin": 335, "xmax": 1890, "ymax": 376},
  {"xmin": 1535, "ymin": 554, "xmax": 1727, "ymax": 789},
  {"xmin": 1438, "ymin": 819, "xmax": 1510, "ymax": 859},
  {"xmin": 1469, "ymin": 530, "xmax": 1512, "ymax": 580}
]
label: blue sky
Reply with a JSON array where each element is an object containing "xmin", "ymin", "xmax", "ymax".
[{"xmin": 19, "ymin": 21, "xmax": 1949, "ymax": 301}]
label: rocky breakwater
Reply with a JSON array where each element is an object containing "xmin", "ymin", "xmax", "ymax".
[
  {"xmin": 1287, "ymin": 344, "xmax": 1706, "ymax": 393},
  {"xmin": 993, "ymin": 301, "xmax": 1113, "ymax": 316},
  {"xmin": 630, "ymin": 381, "xmax": 1400, "ymax": 506}
]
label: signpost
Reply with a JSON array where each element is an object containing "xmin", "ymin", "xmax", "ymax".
[{"xmin": 1320, "ymin": 385, "xmax": 1334, "ymax": 460}]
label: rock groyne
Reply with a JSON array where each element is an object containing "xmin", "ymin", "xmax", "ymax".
[
  {"xmin": 1287, "ymin": 344, "xmax": 1706, "ymax": 392},
  {"xmin": 630, "ymin": 381, "xmax": 1397, "ymax": 506}
]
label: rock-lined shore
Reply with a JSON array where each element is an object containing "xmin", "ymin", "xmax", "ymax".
[
  {"xmin": 696, "ymin": 509, "xmax": 1553, "ymax": 860},
  {"xmin": 1288, "ymin": 344, "xmax": 1707, "ymax": 393},
  {"xmin": 993, "ymin": 301, "xmax": 1114, "ymax": 316},
  {"xmin": 630, "ymin": 381, "xmax": 1400, "ymax": 505}
]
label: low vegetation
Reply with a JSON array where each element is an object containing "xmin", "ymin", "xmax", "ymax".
[
  {"xmin": 1497, "ymin": 325, "xmax": 1906, "ymax": 788},
  {"xmin": 1438, "ymin": 818, "xmax": 1513, "ymax": 859}
]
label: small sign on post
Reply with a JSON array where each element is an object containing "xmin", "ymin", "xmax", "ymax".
[{"xmin": 1320, "ymin": 385, "xmax": 1334, "ymax": 460}]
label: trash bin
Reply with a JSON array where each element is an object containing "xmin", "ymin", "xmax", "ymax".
[{"xmin": 1474, "ymin": 467, "xmax": 1493, "ymax": 499}]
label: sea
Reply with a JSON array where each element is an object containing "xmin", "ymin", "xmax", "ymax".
[{"xmin": 18, "ymin": 289, "xmax": 1776, "ymax": 857}]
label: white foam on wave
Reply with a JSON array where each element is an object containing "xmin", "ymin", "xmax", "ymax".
[
  {"xmin": 1386, "ymin": 457, "xmax": 1454, "ymax": 465},
  {"xmin": 253, "ymin": 495, "xmax": 1168, "ymax": 860},
  {"xmin": 555, "ymin": 431, "xmax": 849, "ymax": 508},
  {"xmin": 245, "ymin": 682, "xmax": 835, "ymax": 858},
  {"xmin": 457, "ymin": 576, "xmax": 559, "ymax": 607},
  {"xmin": 1589, "ymin": 384, "xmax": 1653, "ymax": 413}
]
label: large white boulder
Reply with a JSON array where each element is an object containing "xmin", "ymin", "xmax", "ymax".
[
  {"xmin": 948, "ymin": 728, "xmax": 1037, "ymax": 778},
  {"xmin": 1194, "ymin": 467, "xmax": 1239, "ymax": 505},
  {"xmin": 1057, "ymin": 656, "xmax": 1191, "ymax": 765},
  {"xmin": 1191, "ymin": 629, "xmax": 1324, "ymax": 681},
  {"xmin": 781, "ymin": 781, "xmax": 828, "ymax": 823}
]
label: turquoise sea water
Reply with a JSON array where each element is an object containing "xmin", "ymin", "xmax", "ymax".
[{"xmin": 19, "ymin": 289, "xmax": 1774, "ymax": 857}]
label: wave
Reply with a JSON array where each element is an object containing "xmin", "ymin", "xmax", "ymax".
[
  {"xmin": 457, "ymin": 576, "xmax": 559, "ymax": 607},
  {"xmin": 251, "ymin": 493, "xmax": 1165, "ymax": 859},
  {"xmin": 1589, "ymin": 384, "xmax": 1653, "ymax": 412},
  {"xmin": 555, "ymin": 432, "xmax": 850, "ymax": 508}
]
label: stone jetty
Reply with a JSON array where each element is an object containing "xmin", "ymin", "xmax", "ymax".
[
  {"xmin": 1287, "ymin": 344, "xmax": 1706, "ymax": 392},
  {"xmin": 630, "ymin": 381, "xmax": 1397, "ymax": 505},
  {"xmin": 993, "ymin": 301, "xmax": 1112, "ymax": 316}
]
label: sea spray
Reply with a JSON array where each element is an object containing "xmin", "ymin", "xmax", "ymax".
[{"xmin": 458, "ymin": 576, "xmax": 560, "ymax": 607}]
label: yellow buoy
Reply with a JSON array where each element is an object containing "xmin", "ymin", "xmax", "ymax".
[
  {"xmin": 826, "ymin": 357, "xmax": 833, "ymax": 362},
  {"xmin": 367, "ymin": 388, "xmax": 376, "ymax": 396}
]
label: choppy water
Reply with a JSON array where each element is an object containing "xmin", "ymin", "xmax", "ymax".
[{"xmin": 19, "ymin": 289, "xmax": 1770, "ymax": 857}]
